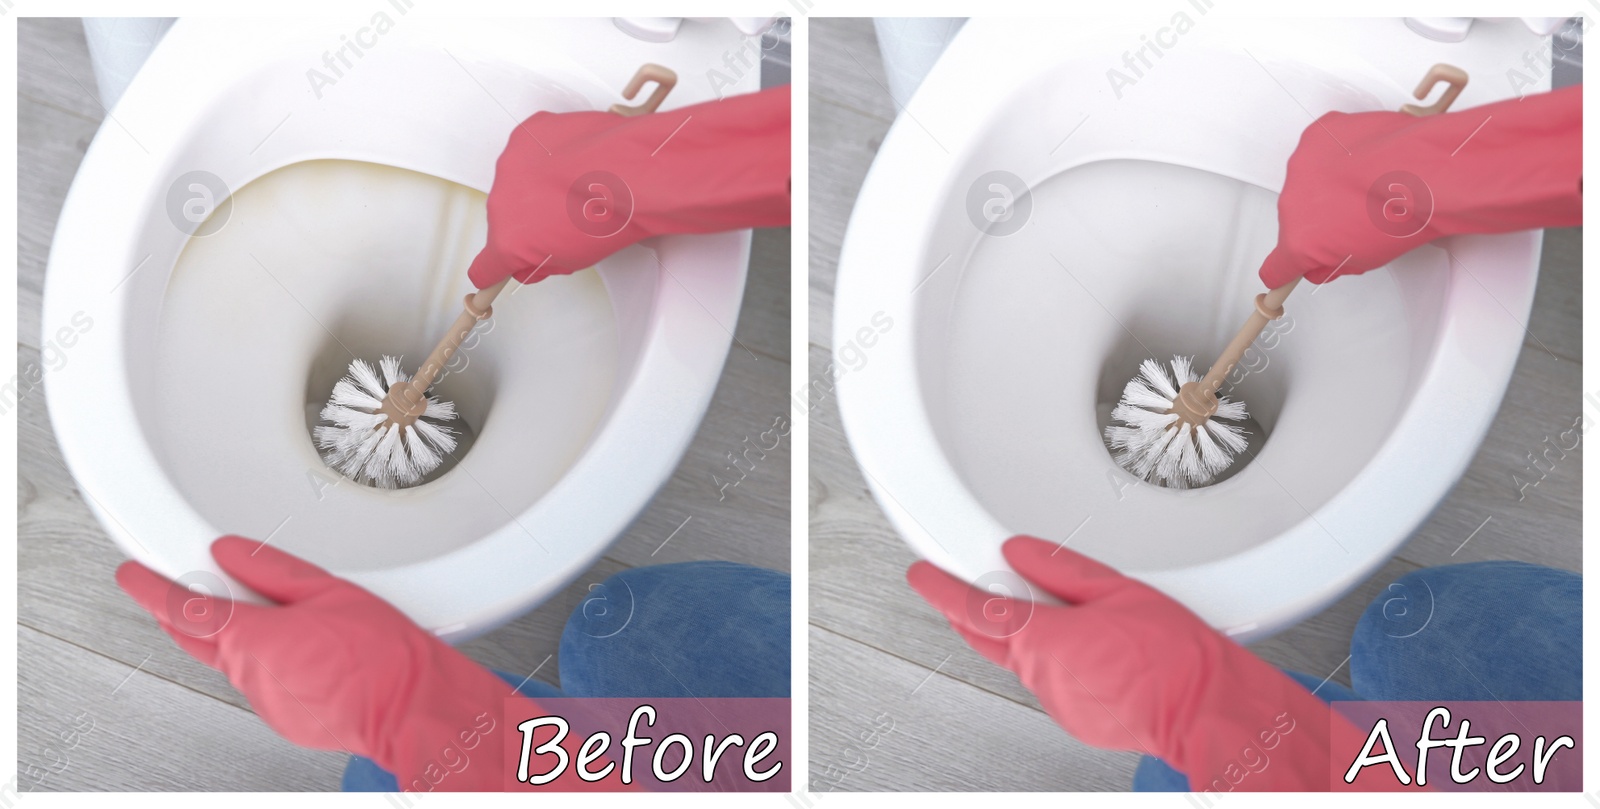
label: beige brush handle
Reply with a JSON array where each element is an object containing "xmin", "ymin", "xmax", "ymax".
[
  {"xmin": 1195, "ymin": 278, "xmax": 1299, "ymax": 395},
  {"xmin": 379, "ymin": 278, "xmax": 511, "ymax": 425},
  {"xmin": 1170, "ymin": 279, "xmax": 1298, "ymax": 425}
]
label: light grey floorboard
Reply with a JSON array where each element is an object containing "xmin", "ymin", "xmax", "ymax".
[
  {"xmin": 18, "ymin": 16, "xmax": 789, "ymax": 791},
  {"xmin": 18, "ymin": 28, "xmax": 100, "ymax": 350},
  {"xmin": 808, "ymin": 625, "xmax": 1139, "ymax": 793},
  {"xmin": 18, "ymin": 18, "xmax": 108, "ymax": 121},
  {"xmin": 18, "ymin": 625, "xmax": 347, "ymax": 791},
  {"xmin": 808, "ymin": 18, "xmax": 897, "ymax": 127},
  {"xmin": 808, "ymin": 16, "xmax": 1581, "ymax": 792},
  {"xmin": 1527, "ymin": 227, "xmax": 1581, "ymax": 362},
  {"xmin": 807, "ymin": 91, "xmax": 884, "ymax": 339},
  {"xmin": 741, "ymin": 225, "xmax": 793, "ymax": 363}
]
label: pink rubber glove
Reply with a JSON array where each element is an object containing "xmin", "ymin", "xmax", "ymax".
[
  {"xmin": 116, "ymin": 537, "xmax": 628, "ymax": 792},
  {"xmin": 908, "ymin": 536, "xmax": 1401, "ymax": 791},
  {"xmin": 1260, "ymin": 85, "xmax": 1580, "ymax": 287},
  {"xmin": 467, "ymin": 84, "xmax": 791, "ymax": 288}
]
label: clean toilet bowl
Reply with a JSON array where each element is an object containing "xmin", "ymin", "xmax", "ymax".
[
  {"xmin": 834, "ymin": 17, "xmax": 1552, "ymax": 641},
  {"xmin": 43, "ymin": 18, "xmax": 763, "ymax": 641}
]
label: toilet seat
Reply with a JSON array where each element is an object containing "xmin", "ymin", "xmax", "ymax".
[
  {"xmin": 43, "ymin": 18, "xmax": 761, "ymax": 640},
  {"xmin": 835, "ymin": 18, "xmax": 1549, "ymax": 639}
]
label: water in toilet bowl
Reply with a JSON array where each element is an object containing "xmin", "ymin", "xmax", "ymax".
[{"xmin": 148, "ymin": 159, "xmax": 619, "ymax": 571}]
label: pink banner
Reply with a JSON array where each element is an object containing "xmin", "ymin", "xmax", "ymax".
[
  {"xmin": 500, "ymin": 697, "xmax": 790, "ymax": 791},
  {"xmin": 1332, "ymin": 701, "xmax": 1580, "ymax": 791}
]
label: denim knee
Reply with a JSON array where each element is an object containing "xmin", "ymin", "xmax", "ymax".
[
  {"xmin": 1350, "ymin": 561, "xmax": 1580, "ymax": 701},
  {"xmin": 559, "ymin": 561, "xmax": 790, "ymax": 698}
]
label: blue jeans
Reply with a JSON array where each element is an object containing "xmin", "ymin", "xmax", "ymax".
[
  {"xmin": 1132, "ymin": 561, "xmax": 1582, "ymax": 791},
  {"xmin": 342, "ymin": 561, "xmax": 790, "ymax": 791}
]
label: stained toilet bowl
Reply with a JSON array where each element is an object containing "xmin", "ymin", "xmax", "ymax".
[
  {"xmin": 43, "ymin": 18, "xmax": 762, "ymax": 641},
  {"xmin": 835, "ymin": 18, "xmax": 1552, "ymax": 640}
]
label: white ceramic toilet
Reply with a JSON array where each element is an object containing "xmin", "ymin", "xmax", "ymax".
[
  {"xmin": 44, "ymin": 18, "xmax": 766, "ymax": 641},
  {"xmin": 835, "ymin": 18, "xmax": 1555, "ymax": 640}
]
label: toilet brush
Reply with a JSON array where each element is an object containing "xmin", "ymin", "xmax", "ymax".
[
  {"xmin": 313, "ymin": 62, "xmax": 679, "ymax": 489},
  {"xmin": 1105, "ymin": 63, "xmax": 1469, "ymax": 489},
  {"xmin": 315, "ymin": 279, "xmax": 510, "ymax": 489},
  {"xmin": 1103, "ymin": 278, "xmax": 1298, "ymax": 489}
]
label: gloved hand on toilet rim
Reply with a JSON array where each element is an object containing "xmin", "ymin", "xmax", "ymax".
[
  {"xmin": 909, "ymin": 537, "xmax": 1410, "ymax": 791},
  {"xmin": 117, "ymin": 537, "xmax": 633, "ymax": 792}
]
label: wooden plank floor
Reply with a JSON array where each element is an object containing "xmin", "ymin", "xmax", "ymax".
[
  {"xmin": 16, "ymin": 18, "xmax": 790, "ymax": 791},
  {"xmin": 807, "ymin": 17, "xmax": 1581, "ymax": 792}
]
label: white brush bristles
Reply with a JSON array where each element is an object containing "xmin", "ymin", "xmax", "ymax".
[
  {"xmin": 314, "ymin": 356, "xmax": 458, "ymax": 489},
  {"xmin": 1104, "ymin": 356, "xmax": 1249, "ymax": 489}
]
